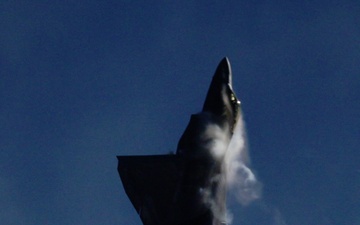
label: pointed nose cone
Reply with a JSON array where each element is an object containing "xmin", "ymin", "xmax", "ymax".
[
  {"xmin": 214, "ymin": 57, "xmax": 232, "ymax": 87},
  {"xmin": 202, "ymin": 57, "xmax": 240, "ymax": 132},
  {"xmin": 202, "ymin": 57, "xmax": 233, "ymax": 114},
  {"xmin": 215, "ymin": 57, "xmax": 232, "ymax": 86}
]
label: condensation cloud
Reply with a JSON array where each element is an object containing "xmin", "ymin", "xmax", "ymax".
[{"xmin": 201, "ymin": 110, "xmax": 262, "ymax": 224}]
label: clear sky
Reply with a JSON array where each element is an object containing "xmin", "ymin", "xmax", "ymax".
[{"xmin": 1, "ymin": 1, "xmax": 359, "ymax": 225}]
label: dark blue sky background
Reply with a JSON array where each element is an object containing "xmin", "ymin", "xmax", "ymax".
[{"xmin": 1, "ymin": 1, "xmax": 359, "ymax": 225}]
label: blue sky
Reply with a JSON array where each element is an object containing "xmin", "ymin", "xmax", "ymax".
[{"xmin": 1, "ymin": 1, "xmax": 359, "ymax": 224}]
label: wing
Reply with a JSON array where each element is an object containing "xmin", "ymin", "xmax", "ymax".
[{"xmin": 117, "ymin": 155, "xmax": 214, "ymax": 225}]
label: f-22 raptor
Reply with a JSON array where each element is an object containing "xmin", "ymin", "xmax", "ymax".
[{"xmin": 117, "ymin": 57, "xmax": 241, "ymax": 225}]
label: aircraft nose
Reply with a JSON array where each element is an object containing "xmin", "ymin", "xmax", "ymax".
[
  {"xmin": 202, "ymin": 57, "xmax": 236, "ymax": 116},
  {"xmin": 214, "ymin": 57, "xmax": 232, "ymax": 86}
]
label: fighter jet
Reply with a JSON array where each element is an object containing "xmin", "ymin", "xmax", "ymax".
[{"xmin": 117, "ymin": 57, "xmax": 241, "ymax": 225}]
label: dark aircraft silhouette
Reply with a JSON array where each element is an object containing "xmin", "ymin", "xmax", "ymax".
[{"xmin": 117, "ymin": 57, "xmax": 241, "ymax": 225}]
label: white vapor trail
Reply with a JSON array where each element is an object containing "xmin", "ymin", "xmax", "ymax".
[
  {"xmin": 224, "ymin": 112, "xmax": 261, "ymax": 205},
  {"xmin": 202, "ymin": 111, "xmax": 262, "ymax": 224}
]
